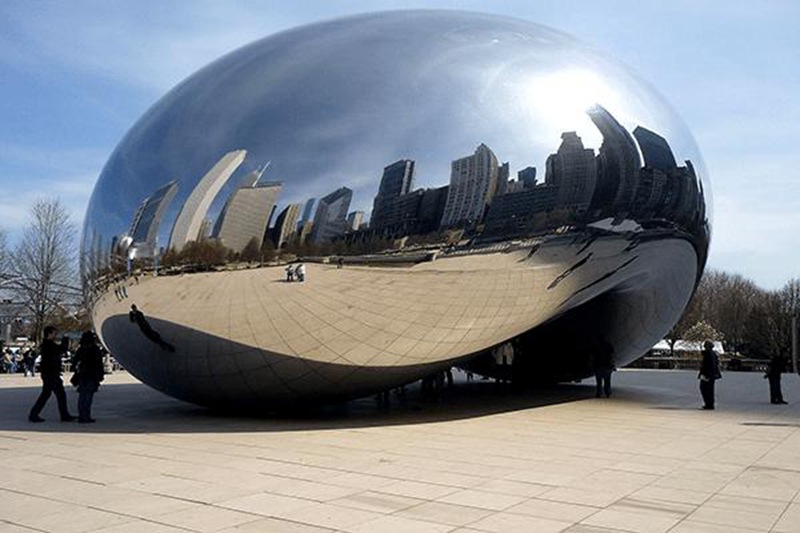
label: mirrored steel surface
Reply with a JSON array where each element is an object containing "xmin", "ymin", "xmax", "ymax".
[{"xmin": 82, "ymin": 10, "xmax": 710, "ymax": 407}]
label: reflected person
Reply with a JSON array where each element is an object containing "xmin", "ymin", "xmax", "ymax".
[
  {"xmin": 28, "ymin": 326, "xmax": 76, "ymax": 423},
  {"xmin": 129, "ymin": 304, "xmax": 176, "ymax": 352},
  {"xmin": 698, "ymin": 340, "xmax": 721, "ymax": 410}
]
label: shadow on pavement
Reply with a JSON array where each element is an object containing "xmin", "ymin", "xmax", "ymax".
[{"xmin": 0, "ymin": 376, "xmax": 597, "ymax": 434}]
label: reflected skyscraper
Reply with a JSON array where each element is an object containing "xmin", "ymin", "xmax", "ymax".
[
  {"xmin": 298, "ymin": 198, "xmax": 316, "ymax": 231},
  {"xmin": 633, "ymin": 127, "xmax": 678, "ymax": 172},
  {"xmin": 311, "ymin": 187, "xmax": 353, "ymax": 243},
  {"xmin": 545, "ymin": 132, "xmax": 597, "ymax": 214},
  {"xmin": 217, "ymin": 181, "xmax": 283, "ymax": 253},
  {"xmin": 587, "ymin": 106, "xmax": 641, "ymax": 215},
  {"xmin": 212, "ymin": 164, "xmax": 267, "ymax": 238},
  {"xmin": 371, "ymin": 159, "xmax": 415, "ymax": 230},
  {"xmin": 128, "ymin": 180, "xmax": 178, "ymax": 257},
  {"xmin": 169, "ymin": 150, "xmax": 246, "ymax": 251},
  {"xmin": 518, "ymin": 166, "xmax": 537, "ymax": 189},
  {"xmin": 272, "ymin": 203, "xmax": 302, "ymax": 249},
  {"xmin": 346, "ymin": 211, "xmax": 364, "ymax": 231},
  {"xmin": 441, "ymin": 143, "xmax": 499, "ymax": 227}
]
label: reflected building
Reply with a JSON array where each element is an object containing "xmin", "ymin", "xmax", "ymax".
[
  {"xmin": 217, "ymin": 181, "xmax": 283, "ymax": 253},
  {"xmin": 346, "ymin": 211, "xmax": 364, "ymax": 232},
  {"xmin": 297, "ymin": 198, "xmax": 316, "ymax": 232},
  {"xmin": 482, "ymin": 184, "xmax": 557, "ymax": 238},
  {"xmin": 128, "ymin": 180, "xmax": 178, "ymax": 258},
  {"xmin": 169, "ymin": 150, "xmax": 246, "ymax": 251},
  {"xmin": 311, "ymin": 187, "xmax": 353, "ymax": 243},
  {"xmin": 518, "ymin": 166, "xmax": 537, "ymax": 189},
  {"xmin": 545, "ymin": 132, "xmax": 597, "ymax": 215},
  {"xmin": 197, "ymin": 218, "xmax": 213, "ymax": 242},
  {"xmin": 371, "ymin": 159, "xmax": 415, "ymax": 230},
  {"xmin": 441, "ymin": 143, "xmax": 499, "ymax": 228},
  {"xmin": 495, "ymin": 162, "xmax": 511, "ymax": 195},
  {"xmin": 587, "ymin": 106, "xmax": 641, "ymax": 216},
  {"xmin": 212, "ymin": 164, "xmax": 267, "ymax": 238},
  {"xmin": 272, "ymin": 203, "xmax": 302, "ymax": 249}
]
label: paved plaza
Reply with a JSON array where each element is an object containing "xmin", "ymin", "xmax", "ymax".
[{"xmin": 1, "ymin": 370, "xmax": 799, "ymax": 533}]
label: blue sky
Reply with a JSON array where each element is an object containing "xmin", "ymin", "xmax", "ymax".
[{"xmin": 1, "ymin": 1, "xmax": 798, "ymax": 289}]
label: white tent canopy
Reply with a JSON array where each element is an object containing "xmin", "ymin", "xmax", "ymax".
[{"xmin": 652, "ymin": 340, "xmax": 725, "ymax": 354}]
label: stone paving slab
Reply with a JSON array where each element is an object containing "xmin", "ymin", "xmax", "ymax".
[{"xmin": 1, "ymin": 369, "xmax": 799, "ymax": 532}]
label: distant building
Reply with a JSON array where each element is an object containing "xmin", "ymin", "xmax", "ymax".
[
  {"xmin": 128, "ymin": 180, "xmax": 178, "ymax": 257},
  {"xmin": 272, "ymin": 203, "xmax": 302, "ymax": 249},
  {"xmin": 346, "ymin": 211, "xmax": 364, "ymax": 232},
  {"xmin": 169, "ymin": 150, "xmax": 246, "ymax": 251},
  {"xmin": 311, "ymin": 187, "xmax": 353, "ymax": 243},
  {"xmin": 440, "ymin": 143, "xmax": 499, "ymax": 228},
  {"xmin": 217, "ymin": 181, "xmax": 283, "ymax": 253},
  {"xmin": 371, "ymin": 159, "xmax": 415, "ymax": 230}
]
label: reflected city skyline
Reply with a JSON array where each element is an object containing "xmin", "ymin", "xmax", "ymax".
[{"xmin": 100, "ymin": 103, "xmax": 707, "ymax": 276}]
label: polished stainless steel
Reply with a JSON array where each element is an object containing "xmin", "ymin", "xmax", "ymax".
[{"xmin": 82, "ymin": 10, "xmax": 710, "ymax": 408}]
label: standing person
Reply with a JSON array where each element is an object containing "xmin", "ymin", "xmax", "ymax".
[
  {"xmin": 592, "ymin": 337, "xmax": 615, "ymax": 398},
  {"xmin": 71, "ymin": 331, "xmax": 105, "ymax": 423},
  {"xmin": 295, "ymin": 262, "xmax": 306, "ymax": 282},
  {"xmin": 23, "ymin": 349, "xmax": 36, "ymax": 377},
  {"xmin": 285, "ymin": 264, "xmax": 294, "ymax": 282},
  {"xmin": 699, "ymin": 340, "xmax": 721, "ymax": 410},
  {"xmin": 28, "ymin": 326, "xmax": 76, "ymax": 423},
  {"xmin": 765, "ymin": 354, "xmax": 788, "ymax": 404}
]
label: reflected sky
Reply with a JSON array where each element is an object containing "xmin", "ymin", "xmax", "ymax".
[{"xmin": 83, "ymin": 10, "xmax": 709, "ymax": 268}]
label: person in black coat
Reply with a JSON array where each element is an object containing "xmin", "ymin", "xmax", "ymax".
[
  {"xmin": 28, "ymin": 326, "xmax": 75, "ymax": 422},
  {"xmin": 592, "ymin": 337, "xmax": 615, "ymax": 398},
  {"xmin": 765, "ymin": 354, "xmax": 788, "ymax": 404},
  {"xmin": 698, "ymin": 340, "xmax": 722, "ymax": 410},
  {"xmin": 71, "ymin": 331, "xmax": 105, "ymax": 423}
]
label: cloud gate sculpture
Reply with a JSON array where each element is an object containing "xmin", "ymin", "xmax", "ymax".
[{"xmin": 82, "ymin": 10, "xmax": 710, "ymax": 408}]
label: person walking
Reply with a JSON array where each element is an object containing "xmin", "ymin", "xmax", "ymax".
[
  {"xmin": 592, "ymin": 337, "xmax": 615, "ymax": 398},
  {"xmin": 71, "ymin": 331, "xmax": 105, "ymax": 423},
  {"xmin": 28, "ymin": 326, "xmax": 76, "ymax": 423},
  {"xmin": 698, "ymin": 340, "xmax": 721, "ymax": 410},
  {"xmin": 285, "ymin": 264, "xmax": 295, "ymax": 282},
  {"xmin": 765, "ymin": 354, "xmax": 788, "ymax": 404}
]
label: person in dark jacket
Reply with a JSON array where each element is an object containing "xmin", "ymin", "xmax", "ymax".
[
  {"xmin": 698, "ymin": 340, "xmax": 721, "ymax": 410},
  {"xmin": 28, "ymin": 326, "xmax": 75, "ymax": 422},
  {"xmin": 592, "ymin": 337, "xmax": 615, "ymax": 398},
  {"xmin": 765, "ymin": 354, "xmax": 788, "ymax": 404},
  {"xmin": 71, "ymin": 331, "xmax": 105, "ymax": 423}
]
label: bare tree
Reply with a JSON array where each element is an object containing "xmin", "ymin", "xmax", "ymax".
[
  {"xmin": 8, "ymin": 199, "xmax": 79, "ymax": 340},
  {"xmin": 0, "ymin": 227, "xmax": 9, "ymax": 282}
]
